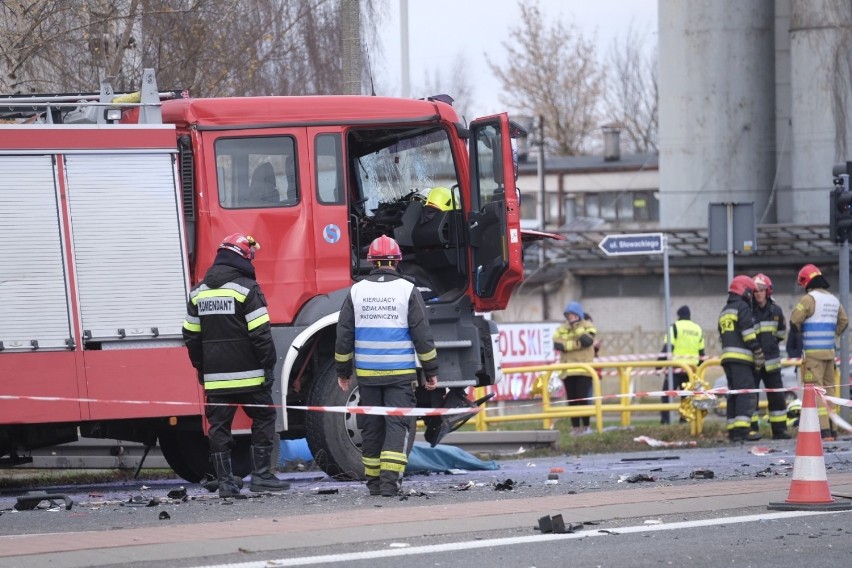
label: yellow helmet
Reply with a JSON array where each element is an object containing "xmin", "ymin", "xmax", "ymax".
[{"xmin": 426, "ymin": 186, "xmax": 455, "ymax": 211}]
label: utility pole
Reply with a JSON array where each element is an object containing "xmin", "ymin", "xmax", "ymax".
[
  {"xmin": 536, "ymin": 115, "xmax": 549, "ymax": 320},
  {"xmin": 341, "ymin": 0, "xmax": 361, "ymax": 95}
]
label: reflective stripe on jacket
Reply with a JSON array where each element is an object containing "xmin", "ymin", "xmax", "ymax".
[
  {"xmin": 335, "ymin": 269, "xmax": 438, "ymax": 383},
  {"xmin": 718, "ymin": 295, "xmax": 760, "ymax": 365},
  {"xmin": 182, "ymin": 261, "xmax": 276, "ymax": 394},
  {"xmin": 801, "ymin": 290, "xmax": 841, "ymax": 352},
  {"xmin": 667, "ymin": 319, "xmax": 704, "ymax": 366},
  {"xmin": 752, "ymin": 300, "xmax": 786, "ymax": 371}
]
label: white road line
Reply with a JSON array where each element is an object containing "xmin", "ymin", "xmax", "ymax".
[{"xmin": 193, "ymin": 509, "xmax": 852, "ymax": 568}]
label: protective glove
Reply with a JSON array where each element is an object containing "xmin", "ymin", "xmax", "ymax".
[
  {"xmin": 578, "ymin": 334, "xmax": 595, "ymax": 348},
  {"xmin": 553, "ymin": 342, "xmax": 566, "ymax": 353},
  {"xmin": 753, "ymin": 349, "xmax": 766, "ymax": 370}
]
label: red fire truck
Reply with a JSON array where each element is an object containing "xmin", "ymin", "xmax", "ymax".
[{"xmin": 0, "ymin": 69, "xmax": 526, "ymax": 481}]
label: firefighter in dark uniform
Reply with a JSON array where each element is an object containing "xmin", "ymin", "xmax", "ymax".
[
  {"xmin": 335, "ymin": 235, "xmax": 439, "ymax": 497},
  {"xmin": 718, "ymin": 275, "xmax": 765, "ymax": 442},
  {"xmin": 182, "ymin": 233, "xmax": 290, "ymax": 497},
  {"xmin": 750, "ymin": 273, "xmax": 791, "ymax": 439}
]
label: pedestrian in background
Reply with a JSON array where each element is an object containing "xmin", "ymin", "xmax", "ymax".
[
  {"xmin": 718, "ymin": 275, "xmax": 765, "ymax": 442},
  {"xmin": 750, "ymin": 274, "xmax": 791, "ymax": 439},
  {"xmin": 553, "ymin": 301, "xmax": 597, "ymax": 435},
  {"xmin": 182, "ymin": 233, "xmax": 290, "ymax": 498},
  {"xmin": 335, "ymin": 235, "xmax": 439, "ymax": 496},
  {"xmin": 658, "ymin": 305, "xmax": 705, "ymax": 425},
  {"xmin": 789, "ymin": 264, "xmax": 848, "ymax": 441}
]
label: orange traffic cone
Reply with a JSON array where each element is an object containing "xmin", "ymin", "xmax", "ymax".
[{"xmin": 768, "ymin": 384, "xmax": 851, "ymax": 510}]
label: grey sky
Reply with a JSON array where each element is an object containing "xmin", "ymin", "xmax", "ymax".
[{"xmin": 375, "ymin": 0, "xmax": 658, "ymax": 118}]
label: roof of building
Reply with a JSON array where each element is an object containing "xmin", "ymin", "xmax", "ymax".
[
  {"xmin": 525, "ymin": 224, "xmax": 840, "ymax": 281},
  {"xmin": 517, "ymin": 152, "xmax": 658, "ymax": 175}
]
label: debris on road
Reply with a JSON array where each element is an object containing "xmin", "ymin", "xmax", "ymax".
[
  {"xmin": 158, "ymin": 511, "xmax": 170, "ymax": 520},
  {"xmin": 14, "ymin": 491, "xmax": 73, "ymax": 511},
  {"xmin": 618, "ymin": 474, "xmax": 656, "ymax": 483},
  {"xmin": 689, "ymin": 469, "xmax": 715, "ymax": 479},
  {"xmin": 167, "ymin": 486, "xmax": 187, "ymax": 500},
  {"xmin": 633, "ymin": 436, "xmax": 697, "ymax": 448},
  {"xmin": 495, "ymin": 478, "xmax": 515, "ymax": 491}
]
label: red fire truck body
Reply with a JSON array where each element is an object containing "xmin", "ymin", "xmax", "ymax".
[{"xmin": 0, "ymin": 70, "xmax": 525, "ymax": 480}]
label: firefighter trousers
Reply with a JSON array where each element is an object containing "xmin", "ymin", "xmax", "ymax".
[
  {"xmin": 753, "ymin": 368, "xmax": 787, "ymax": 430},
  {"xmin": 723, "ymin": 362, "xmax": 757, "ymax": 430},
  {"xmin": 358, "ymin": 378, "xmax": 417, "ymax": 492},
  {"xmin": 206, "ymin": 387, "xmax": 276, "ymax": 454}
]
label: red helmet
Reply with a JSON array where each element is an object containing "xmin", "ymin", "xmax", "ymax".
[
  {"xmin": 728, "ymin": 275, "xmax": 756, "ymax": 298},
  {"xmin": 797, "ymin": 264, "xmax": 821, "ymax": 288},
  {"xmin": 367, "ymin": 235, "xmax": 402, "ymax": 264},
  {"xmin": 219, "ymin": 233, "xmax": 260, "ymax": 260},
  {"xmin": 753, "ymin": 273, "xmax": 773, "ymax": 296}
]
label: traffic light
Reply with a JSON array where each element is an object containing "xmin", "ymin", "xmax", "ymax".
[{"xmin": 830, "ymin": 175, "xmax": 852, "ymax": 243}]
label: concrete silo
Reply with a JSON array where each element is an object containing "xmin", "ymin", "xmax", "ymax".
[
  {"xmin": 658, "ymin": 0, "xmax": 776, "ymax": 229},
  {"xmin": 789, "ymin": 0, "xmax": 852, "ymax": 225}
]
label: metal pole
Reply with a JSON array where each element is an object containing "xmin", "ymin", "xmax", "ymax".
[
  {"xmin": 537, "ymin": 116, "xmax": 549, "ymax": 320},
  {"xmin": 840, "ymin": 174, "xmax": 850, "ymax": 406},
  {"xmin": 662, "ymin": 235, "xmax": 674, "ymax": 422},
  {"xmin": 399, "ymin": 0, "xmax": 410, "ymax": 98},
  {"xmin": 726, "ymin": 202, "xmax": 734, "ymax": 283},
  {"xmin": 341, "ymin": 0, "xmax": 361, "ymax": 95}
]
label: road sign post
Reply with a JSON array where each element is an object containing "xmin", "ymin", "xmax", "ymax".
[{"xmin": 599, "ymin": 233, "xmax": 674, "ymax": 419}]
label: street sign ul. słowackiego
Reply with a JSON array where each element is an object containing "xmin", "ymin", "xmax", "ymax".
[{"xmin": 598, "ymin": 233, "xmax": 665, "ymax": 256}]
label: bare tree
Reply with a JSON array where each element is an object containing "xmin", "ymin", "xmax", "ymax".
[
  {"xmin": 487, "ymin": 0, "xmax": 604, "ymax": 155},
  {"xmin": 0, "ymin": 0, "xmax": 385, "ymax": 97},
  {"xmin": 602, "ymin": 24, "xmax": 658, "ymax": 154},
  {"xmin": 418, "ymin": 53, "xmax": 475, "ymax": 121}
]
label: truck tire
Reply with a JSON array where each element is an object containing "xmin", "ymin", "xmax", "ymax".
[
  {"xmin": 305, "ymin": 363, "xmax": 365, "ymax": 480},
  {"xmin": 159, "ymin": 430, "xmax": 254, "ymax": 482}
]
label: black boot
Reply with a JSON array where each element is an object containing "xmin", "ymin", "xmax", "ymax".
[
  {"xmin": 211, "ymin": 451, "xmax": 243, "ymax": 498},
  {"xmin": 771, "ymin": 423, "xmax": 791, "ymax": 440},
  {"xmin": 379, "ymin": 470, "xmax": 402, "ymax": 497},
  {"xmin": 366, "ymin": 475, "xmax": 381, "ymax": 496},
  {"xmin": 249, "ymin": 445, "xmax": 290, "ymax": 492}
]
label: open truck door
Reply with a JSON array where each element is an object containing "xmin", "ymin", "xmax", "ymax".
[{"xmin": 468, "ymin": 114, "xmax": 525, "ymax": 311}]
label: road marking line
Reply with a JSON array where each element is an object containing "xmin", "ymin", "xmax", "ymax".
[{"xmin": 193, "ymin": 509, "xmax": 852, "ymax": 567}]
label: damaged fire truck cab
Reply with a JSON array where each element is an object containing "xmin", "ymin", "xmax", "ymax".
[{"xmin": 0, "ymin": 70, "xmax": 524, "ymax": 480}]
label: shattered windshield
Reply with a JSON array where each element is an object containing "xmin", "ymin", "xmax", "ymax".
[{"xmin": 355, "ymin": 128, "xmax": 459, "ymax": 214}]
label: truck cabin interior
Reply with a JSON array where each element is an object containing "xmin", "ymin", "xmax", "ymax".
[{"xmin": 345, "ymin": 125, "xmax": 467, "ymax": 302}]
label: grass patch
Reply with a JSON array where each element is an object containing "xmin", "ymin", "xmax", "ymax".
[{"xmin": 0, "ymin": 468, "xmax": 179, "ymax": 491}]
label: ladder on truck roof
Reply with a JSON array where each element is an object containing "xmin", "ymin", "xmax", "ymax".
[{"xmin": 0, "ymin": 68, "xmax": 180, "ymax": 125}]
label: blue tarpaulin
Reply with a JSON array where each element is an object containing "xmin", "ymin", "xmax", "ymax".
[
  {"xmin": 280, "ymin": 439, "xmax": 500, "ymax": 473},
  {"xmin": 406, "ymin": 442, "xmax": 500, "ymax": 473}
]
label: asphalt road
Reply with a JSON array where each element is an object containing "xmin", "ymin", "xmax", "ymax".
[{"xmin": 2, "ymin": 438, "xmax": 852, "ymax": 567}]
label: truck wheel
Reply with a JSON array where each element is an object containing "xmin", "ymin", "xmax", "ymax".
[
  {"xmin": 158, "ymin": 430, "xmax": 210, "ymax": 482},
  {"xmin": 159, "ymin": 431, "xmax": 255, "ymax": 482},
  {"xmin": 305, "ymin": 364, "xmax": 364, "ymax": 480}
]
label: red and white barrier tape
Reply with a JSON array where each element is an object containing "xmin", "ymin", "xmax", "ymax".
[{"xmin": 0, "ymin": 395, "xmax": 479, "ymax": 417}]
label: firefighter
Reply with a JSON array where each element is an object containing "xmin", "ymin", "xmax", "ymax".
[
  {"xmin": 335, "ymin": 235, "xmax": 439, "ymax": 497},
  {"xmin": 658, "ymin": 305, "xmax": 705, "ymax": 425},
  {"xmin": 182, "ymin": 233, "xmax": 290, "ymax": 497},
  {"xmin": 789, "ymin": 264, "xmax": 849, "ymax": 440},
  {"xmin": 750, "ymin": 273, "xmax": 791, "ymax": 439},
  {"xmin": 553, "ymin": 301, "xmax": 597, "ymax": 435},
  {"xmin": 718, "ymin": 275, "xmax": 765, "ymax": 442},
  {"xmin": 425, "ymin": 185, "xmax": 456, "ymax": 212}
]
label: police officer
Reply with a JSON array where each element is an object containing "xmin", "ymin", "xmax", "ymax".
[
  {"xmin": 335, "ymin": 235, "xmax": 439, "ymax": 497},
  {"xmin": 182, "ymin": 233, "xmax": 290, "ymax": 497},
  {"xmin": 553, "ymin": 301, "xmax": 597, "ymax": 435},
  {"xmin": 750, "ymin": 273, "xmax": 791, "ymax": 439},
  {"xmin": 789, "ymin": 264, "xmax": 849, "ymax": 440},
  {"xmin": 659, "ymin": 305, "xmax": 705, "ymax": 424},
  {"xmin": 718, "ymin": 275, "xmax": 765, "ymax": 442}
]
